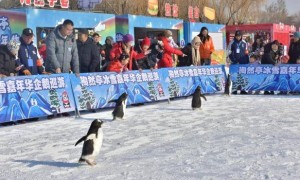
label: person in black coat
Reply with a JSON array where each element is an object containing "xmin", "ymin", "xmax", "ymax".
[
  {"xmin": 0, "ymin": 40, "xmax": 21, "ymax": 77},
  {"xmin": 77, "ymin": 29, "xmax": 100, "ymax": 73},
  {"xmin": 135, "ymin": 37, "xmax": 157, "ymax": 70},
  {"xmin": 99, "ymin": 36, "xmax": 114, "ymax": 71},
  {"xmin": 261, "ymin": 41, "xmax": 280, "ymax": 65},
  {"xmin": 288, "ymin": 32, "xmax": 300, "ymax": 64}
]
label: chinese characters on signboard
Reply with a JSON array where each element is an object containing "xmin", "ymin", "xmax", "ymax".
[
  {"xmin": 188, "ymin": 6, "xmax": 200, "ymax": 21},
  {"xmin": 165, "ymin": 3, "xmax": 178, "ymax": 18},
  {"xmin": 79, "ymin": 71, "xmax": 160, "ymax": 87},
  {"xmin": 238, "ymin": 66, "xmax": 300, "ymax": 75},
  {"xmin": 168, "ymin": 67, "xmax": 223, "ymax": 79},
  {"xmin": 20, "ymin": 0, "xmax": 69, "ymax": 8},
  {"xmin": 0, "ymin": 76, "xmax": 66, "ymax": 94}
]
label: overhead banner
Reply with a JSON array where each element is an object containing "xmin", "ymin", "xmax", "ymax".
[
  {"xmin": 0, "ymin": 73, "xmax": 75, "ymax": 123},
  {"xmin": 230, "ymin": 64, "xmax": 300, "ymax": 92}
]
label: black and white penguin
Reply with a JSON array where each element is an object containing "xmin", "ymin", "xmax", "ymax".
[
  {"xmin": 191, "ymin": 86, "xmax": 207, "ymax": 110},
  {"xmin": 224, "ymin": 73, "xmax": 232, "ymax": 96},
  {"xmin": 75, "ymin": 119, "xmax": 103, "ymax": 166},
  {"xmin": 108, "ymin": 92, "xmax": 128, "ymax": 120}
]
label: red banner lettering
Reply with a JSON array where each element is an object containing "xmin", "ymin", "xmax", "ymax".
[
  {"xmin": 47, "ymin": 0, "xmax": 57, "ymax": 7},
  {"xmin": 165, "ymin": 3, "xmax": 171, "ymax": 17},
  {"xmin": 60, "ymin": 0, "xmax": 69, "ymax": 9}
]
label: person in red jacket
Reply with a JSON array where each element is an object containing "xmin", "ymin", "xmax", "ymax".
[
  {"xmin": 107, "ymin": 54, "xmax": 129, "ymax": 73},
  {"xmin": 158, "ymin": 30, "xmax": 185, "ymax": 68},
  {"xmin": 110, "ymin": 34, "xmax": 148, "ymax": 71}
]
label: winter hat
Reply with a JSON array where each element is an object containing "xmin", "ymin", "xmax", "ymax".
[
  {"xmin": 22, "ymin": 28, "xmax": 34, "ymax": 36},
  {"xmin": 293, "ymin": 31, "xmax": 300, "ymax": 38},
  {"xmin": 164, "ymin": 30, "xmax": 172, "ymax": 38},
  {"xmin": 235, "ymin": 30, "xmax": 242, "ymax": 36},
  {"xmin": 123, "ymin": 34, "xmax": 134, "ymax": 43},
  {"xmin": 7, "ymin": 40, "xmax": 20, "ymax": 55},
  {"xmin": 78, "ymin": 29, "xmax": 89, "ymax": 36},
  {"xmin": 105, "ymin": 36, "xmax": 114, "ymax": 44},
  {"xmin": 142, "ymin": 37, "xmax": 151, "ymax": 47}
]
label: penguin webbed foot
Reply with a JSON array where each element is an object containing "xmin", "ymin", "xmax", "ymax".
[
  {"xmin": 78, "ymin": 158, "xmax": 85, "ymax": 164},
  {"xmin": 86, "ymin": 159, "xmax": 97, "ymax": 166}
]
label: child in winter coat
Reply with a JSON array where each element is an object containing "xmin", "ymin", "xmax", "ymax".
[
  {"xmin": 135, "ymin": 37, "xmax": 158, "ymax": 70},
  {"xmin": 107, "ymin": 54, "xmax": 129, "ymax": 73}
]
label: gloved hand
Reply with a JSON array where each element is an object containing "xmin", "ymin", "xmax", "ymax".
[
  {"xmin": 23, "ymin": 69, "xmax": 31, "ymax": 75},
  {"xmin": 42, "ymin": 71, "xmax": 51, "ymax": 75}
]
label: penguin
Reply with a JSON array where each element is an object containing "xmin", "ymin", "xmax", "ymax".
[
  {"xmin": 224, "ymin": 73, "xmax": 232, "ymax": 96},
  {"xmin": 108, "ymin": 92, "xmax": 128, "ymax": 120},
  {"xmin": 191, "ymin": 86, "xmax": 207, "ymax": 110},
  {"xmin": 75, "ymin": 119, "xmax": 103, "ymax": 166}
]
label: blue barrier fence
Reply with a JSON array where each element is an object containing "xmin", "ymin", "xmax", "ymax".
[
  {"xmin": 3, "ymin": 64, "xmax": 300, "ymax": 123},
  {"xmin": 229, "ymin": 64, "xmax": 300, "ymax": 92},
  {"xmin": 0, "ymin": 65, "xmax": 226, "ymax": 123}
]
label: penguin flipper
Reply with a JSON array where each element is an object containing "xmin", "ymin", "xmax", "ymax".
[
  {"xmin": 108, "ymin": 99, "xmax": 118, "ymax": 104},
  {"xmin": 75, "ymin": 136, "xmax": 86, "ymax": 146},
  {"xmin": 200, "ymin": 94, "xmax": 207, "ymax": 101}
]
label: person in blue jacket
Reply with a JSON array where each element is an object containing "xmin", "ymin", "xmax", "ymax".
[
  {"xmin": 18, "ymin": 28, "xmax": 46, "ymax": 76},
  {"xmin": 227, "ymin": 30, "xmax": 249, "ymax": 94},
  {"xmin": 228, "ymin": 30, "xmax": 249, "ymax": 65}
]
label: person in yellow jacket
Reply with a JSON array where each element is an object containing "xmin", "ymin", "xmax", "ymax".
[{"xmin": 197, "ymin": 27, "xmax": 215, "ymax": 65}]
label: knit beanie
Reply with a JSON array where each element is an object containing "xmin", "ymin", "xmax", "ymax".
[
  {"xmin": 7, "ymin": 40, "xmax": 20, "ymax": 55},
  {"xmin": 123, "ymin": 34, "xmax": 134, "ymax": 43},
  {"xmin": 142, "ymin": 37, "xmax": 151, "ymax": 47}
]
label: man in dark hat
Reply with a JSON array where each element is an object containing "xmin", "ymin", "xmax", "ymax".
[
  {"xmin": 18, "ymin": 28, "xmax": 46, "ymax": 76},
  {"xmin": 228, "ymin": 30, "xmax": 249, "ymax": 65}
]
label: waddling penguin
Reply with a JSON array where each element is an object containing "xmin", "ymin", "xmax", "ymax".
[
  {"xmin": 108, "ymin": 93, "xmax": 128, "ymax": 120},
  {"xmin": 75, "ymin": 119, "xmax": 103, "ymax": 166},
  {"xmin": 224, "ymin": 74, "xmax": 232, "ymax": 96},
  {"xmin": 191, "ymin": 86, "xmax": 207, "ymax": 110}
]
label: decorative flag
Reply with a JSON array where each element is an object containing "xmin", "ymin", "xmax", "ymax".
[
  {"xmin": 203, "ymin": 6, "xmax": 215, "ymax": 20},
  {"xmin": 147, "ymin": 0, "xmax": 158, "ymax": 16}
]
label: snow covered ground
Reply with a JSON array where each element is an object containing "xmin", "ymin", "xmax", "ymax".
[{"xmin": 1, "ymin": 94, "xmax": 300, "ymax": 180}]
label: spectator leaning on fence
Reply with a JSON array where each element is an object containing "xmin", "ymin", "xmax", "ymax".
[
  {"xmin": 0, "ymin": 40, "xmax": 21, "ymax": 77},
  {"xmin": 198, "ymin": 27, "xmax": 215, "ymax": 66},
  {"xmin": 288, "ymin": 31, "xmax": 300, "ymax": 64},
  {"xmin": 45, "ymin": 19, "xmax": 79, "ymax": 75},
  {"xmin": 110, "ymin": 34, "xmax": 146, "ymax": 71},
  {"xmin": 18, "ymin": 28, "xmax": 47, "ymax": 76},
  {"xmin": 45, "ymin": 19, "xmax": 79, "ymax": 118},
  {"xmin": 227, "ymin": 30, "xmax": 249, "ymax": 65},
  {"xmin": 77, "ymin": 29, "xmax": 100, "ymax": 73}
]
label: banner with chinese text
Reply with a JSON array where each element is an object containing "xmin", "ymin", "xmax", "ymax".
[
  {"xmin": 0, "ymin": 73, "xmax": 76, "ymax": 123},
  {"xmin": 163, "ymin": 65, "xmax": 226, "ymax": 98},
  {"xmin": 69, "ymin": 70, "xmax": 169, "ymax": 111},
  {"xmin": 0, "ymin": 10, "xmax": 26, "ymax": 45},
  {"xmin": 229, "ymin": 64, "xmax": 300, "ymax": 92}
]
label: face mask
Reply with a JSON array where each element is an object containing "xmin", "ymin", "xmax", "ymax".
[{"xmin": 168, "ymin": 36, "xmax": 173, "ymax": 41}]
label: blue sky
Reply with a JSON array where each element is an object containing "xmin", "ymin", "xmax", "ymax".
[{"xmin": 269, "ymin": 0, "xmax": 300, "ymax": 15}]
